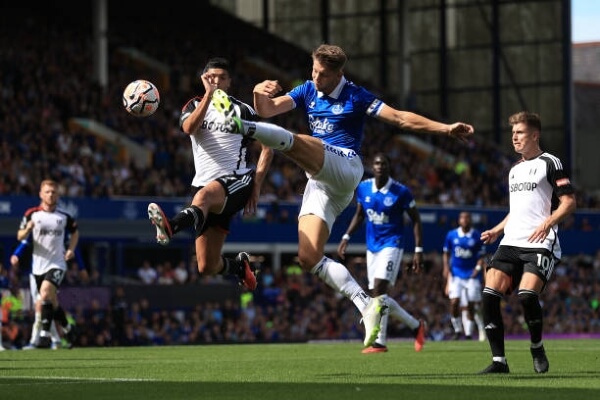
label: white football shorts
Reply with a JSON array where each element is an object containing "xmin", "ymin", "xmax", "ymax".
[
  {"xmin": 299, "ymin": 143, "xmax": 363, "ymax": 232},
  {"xmin": 366, "ymin": 247, "xmax": 404, "ymax": 290},
  {"xmin": 449, "ymin": 276, "xmax": 482, "ymax": 304}
]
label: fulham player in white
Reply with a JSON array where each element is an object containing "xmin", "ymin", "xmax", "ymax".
[{"xmin": 478, "ymin": 112, "xmax": 576, "ymax": 374}]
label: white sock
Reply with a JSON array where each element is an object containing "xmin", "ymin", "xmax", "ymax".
[
  {"xmin": 451, "ymin": 316, "xmax": 463, "ymax": 334},
  {"xmin": 51, "ymin": 322, "xmax": 61, "ymax": 344},
  {"xmin": 376, "ymin": 311, "xmax": 389, "ymax": 345},
  {"xmin": 387, "ymin": 296, "xmax": 419, "ymax": 330},
  {"xmin": 463, "ymin": 318, "xmax": 474, "ymax": 337},
  {"xmin": 311, "ymin": 256, "xmax": 370, "ymax": 313},
  {"xmin": 462, "ymin": 309, "xmax": 475, "ymax": 336},
  {"xmin": 474, "ymin": 306, "xmax": 484, "ymax": 331},
  {"xmin": 31, "ymin": 312, "xmax": 42, "ymax": 345},
  {"xmin": 247, "ymin": 121, "xmax": 294, "ymax": 151}
]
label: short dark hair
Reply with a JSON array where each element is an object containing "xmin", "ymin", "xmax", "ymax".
[
  {"xmin": 373, "ymin": 152, "xmax": 391, "ymax": 165},
  {"xmin": 312, "ymin": 44, "xmax": 347, "ymax": 71},
  {"xmin": 202, "ymin": 57, "xmax": 231, "ymax": 74},
  {"xmin": 508, "ymin": 111, "xmax": 541, "ymax": 132}
]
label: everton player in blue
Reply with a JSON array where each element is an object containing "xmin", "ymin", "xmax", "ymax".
[
  {"xmin": 337, "ymin": 153, "xmax": 426, "ymax": 353},
  {"xmin": 213, "ymin": 44, "xmax": 474, "ymax": 347},
  {"xmin": 442, "ymin": 211, "xmax": 486, "ymax": 341}
]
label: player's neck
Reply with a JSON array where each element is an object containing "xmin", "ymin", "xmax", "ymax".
[
  {"xmin": 522, "ymin": 148, "xmax": 543, "ymax": 161},
  {"xmin": 41, "ymin": 203, "xmax": 56, "ymax": 212},
  {"xmin": 374, "ymin": 176, "xmax": 389, "ymax": 189}
]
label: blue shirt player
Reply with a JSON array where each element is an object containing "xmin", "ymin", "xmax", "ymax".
[
  {"xmin": 442, "ymin": 211, "xmax": 486, "ymax": 341},
  {"xmin": 215, "ymin": 44, "xmax": 474, "ymax": 348},
  {"xmin": 338, "ymin": 153, "xmax": 426, "ymax": 353}
]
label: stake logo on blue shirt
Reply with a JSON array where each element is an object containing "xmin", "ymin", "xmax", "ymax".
[
  {"xmin": 443, "ymin": 228, "xmax": 485, "ymax": 279},
  {"xmin": 288, "ymin": 77, "xmax": 383, "ymax": 153},
  {"xmin": 356, "ymin": 177, "xmax": 415, "ymax": 252}
]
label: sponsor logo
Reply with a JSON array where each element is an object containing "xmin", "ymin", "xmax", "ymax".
[
  {"xmin": 454, "ymin": 247, "xmax": 474, "ymax": 259},
  {"xmin": 323, "ymin": 144, "xmax": 357, "ymax": 159},
  {"xmin": 509, "ymin": 182, "xmax": 537, "ymax": 192},
  {"xmin": 366, "ymin": 209, "xmax": 389, "ymax": 225},
  {"xmin": 0, "ymin": 201, "xmax": 10, "ymax": 214},
  {"xmin": 39, "ymin": 228, "xmax": 64, "ymax": 236},
  {"xmin": 309, "ymin": 116, "xmax": 335, "ymax": 134},
  {"xmin": 123, "ymin": 202, "xmax": 138, "ymax": 220}
]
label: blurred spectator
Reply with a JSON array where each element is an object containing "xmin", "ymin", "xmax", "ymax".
[
  {"xmin": 157, "ymin": 262, "xmax": 175, "ymax": 285},
  {"xmin": 137, "ymin": 261, "xmax": 157, "ymax": 284},
  {"xmin": 173, "ymin": 261, "xmax": 189, "ymax": 285}
]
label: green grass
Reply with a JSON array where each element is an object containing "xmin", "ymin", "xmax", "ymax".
[{"xmin": 1, "ymin": 339, "xmax": 599, "ymax": 400}]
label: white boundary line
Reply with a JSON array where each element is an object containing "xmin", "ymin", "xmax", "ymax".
[{"xmin": 0, "ymin": 375, "xmax": 153, "ymax": 383}]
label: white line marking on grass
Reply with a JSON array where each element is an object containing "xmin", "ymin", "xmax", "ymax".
[{"xmin": 0, "ymin": 375, "xmax": 154, "ymax": 383}]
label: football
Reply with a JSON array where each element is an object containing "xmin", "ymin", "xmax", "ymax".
[{"xmin": 122, "ymin": 80, "xmax": 160, "ymax": 117}]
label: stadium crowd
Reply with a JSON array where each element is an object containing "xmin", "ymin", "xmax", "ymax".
[
  {"xmin": 1, "ymin": 4, "xmax": 598, "ymax": 208},
  {"xmin": 2, "ymin": 250, "xmax": 599, "ymax": 349},
  {"xmin": 1, "ymin": 4, "xmax": 599, "ymax": 349}
]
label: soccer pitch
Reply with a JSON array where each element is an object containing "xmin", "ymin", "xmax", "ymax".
[{"xmin": 1, "ymin": 339, "xmax": 598, "ymax": 400}]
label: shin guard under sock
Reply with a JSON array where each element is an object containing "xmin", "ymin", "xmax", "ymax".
[{"xmin": 482, "ymin": 287, "xmax": 505, "ymax": 357}]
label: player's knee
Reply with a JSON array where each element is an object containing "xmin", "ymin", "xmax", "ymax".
[
  {"xmin": 517, "ymin": 289, "xmax": 539, "ymax": 309},
  {"xmin": 297, "ymin": 251, "xmax": 322, "ymax": 272}
]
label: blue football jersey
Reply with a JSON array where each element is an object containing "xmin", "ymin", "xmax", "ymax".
[
  {"xmin": 356, "ymin": 177, "xmax": 415, "ymax": 252},
  {"xmin": 287, "ymin": 77, "xmax": 383, "ymax": 154},
  {"xmin": 443, "ymin": 228, "xmax": 485, "ymax": 279}
]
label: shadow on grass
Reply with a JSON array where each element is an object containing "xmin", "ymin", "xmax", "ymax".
[{"xmin": 2, "ymin": 380, "xmax": 598, "ymax": 400}]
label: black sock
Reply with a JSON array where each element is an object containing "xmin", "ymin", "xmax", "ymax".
[
  {"xmin": 482, "ymin": 287, "xmax": 505, "ymax": 358},
  {"xmin": 54, "ymin": 305, "xmax": 69, "ymax": 329},
  {"xmin": 221, "ymin": 256, "xmax": 240, "ymax": 278},
  {"xmin": 518, "ymin": 289, "xmax": 543, "ymax": 344},
  {"xmin": 171, "ymin": 205, "xmax": 205, "ymax": 236},
  {"xmin": 41, "ymin": 301, "xmax": 54, "ymax": 332}
]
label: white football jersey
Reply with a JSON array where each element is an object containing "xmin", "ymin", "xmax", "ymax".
[
  {"xmin": 180, "ymin": 95, "xmax": 257, "ymax": 187},
  {"xmin": 20, "ymin": 206, "xmax": 78, "ymax": 275},
  {"xmin": 500, "ymin": 153, "xmax": 574, "ymax": 259}
]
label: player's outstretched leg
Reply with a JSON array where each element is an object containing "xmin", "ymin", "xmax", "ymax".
[
  {"xmin": 362, "ymin": 296, "xmax": 387, "ymax": 347},
  {"xmin": 236, "ymin": 252, "xmax": 258, "ymax": 290},
  {"xmin": 413, "ymin": 319, "xmax": 426, "ymax": 352},
  {"xmin": 148, "ymin": 203, "xmax": 173, "ymax": 245},
  {"xmin": 212, "ymin": 89, "xmax": 242, "ymax": 133}
]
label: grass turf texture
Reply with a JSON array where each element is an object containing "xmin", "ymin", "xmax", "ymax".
[{"xmin": 1, "ymin": 339, "xmax": 598, "ymax": 400}]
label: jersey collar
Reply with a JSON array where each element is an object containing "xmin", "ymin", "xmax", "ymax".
[
  {"xmin": 371, "ymin": 177, "xmax": 393, "ymax": 194},
  {"xmin": 458, "ymin": 228, "xmax": 473, "ymax": 238},
  {"xmin": 317, "ymin": 76, "xmax": 347, "ymax": 99}
]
